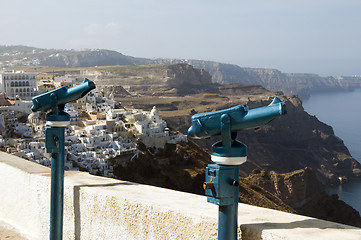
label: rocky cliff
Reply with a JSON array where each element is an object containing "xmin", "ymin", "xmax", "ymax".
[
  {"xmin": 78, "ymin": 64, "xmax": 215, "ymax": 96},
  {"xmin": 166, "ymin": 64, "xmax": 217, "ymax": 94},
  {"xmin": 2, "ymin": 45, "xmax": 361, "ymax": 99},
  {"xmin": 157, "ymin": 59, "xmax": 361, "ymax": 99},
  {"xmin": 189, "ymin": 93, "xmax": 361, "ymax": 184},
  {"xmin": 240, "ymin": 168, "xmax": 361, "ymax": 227}
]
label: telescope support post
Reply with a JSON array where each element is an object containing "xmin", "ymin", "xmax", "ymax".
[
  {"xmin": 218, "ymin": 165, "xmax": 239, "ymax": 240},
  {"xmin": 31, "ymin": 78, "xmax": 96, "ymax": 240},
  {"xmin": 189, "ymin": 98, "xmax": 286, "ymax": 240},
  {"xmin": 45, "ymin": 112, "xmax": 70, "ymax": 240},
  {"xmin": 50, "ymin": 146, "xmax": 65, "ymax": 240},
  {"xmin": 202, "ymin": 113, "xmax": 245, "ymax": 240}
]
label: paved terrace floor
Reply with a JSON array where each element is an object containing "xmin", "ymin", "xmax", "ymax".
[{"xmin": 0, "ymin": 220, "xmax": 28, "ymax": 240}]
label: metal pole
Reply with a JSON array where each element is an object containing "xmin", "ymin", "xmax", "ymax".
[
  {"xmin": 217, "ymin": 165, "xmax": 239, "ymax": 240},
  {"xmin": 50, "ymin": 152, "xmax": 64, "ymax": 240},
  {"xmin": 46, "ymin": 121, "xmax": 68, "ymax": 240}
]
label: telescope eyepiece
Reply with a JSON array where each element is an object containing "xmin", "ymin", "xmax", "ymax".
[{"xmin": 187, "ymin": 97, "xmax": 286, "ymax": 139}]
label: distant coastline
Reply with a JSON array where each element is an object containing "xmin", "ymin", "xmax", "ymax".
[{"xmin": 303, "ymin": 89, "xmax": 361, "ymax": 213}]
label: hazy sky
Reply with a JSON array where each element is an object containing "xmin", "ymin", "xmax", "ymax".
[{"xmin": 1, "ymin": 0, "xmax": 361, "ymax": 76}]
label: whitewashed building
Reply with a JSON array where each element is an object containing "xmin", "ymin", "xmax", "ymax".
[
  {"xmin": 129, "ymin": 106, "xmax": 170, "ymax": 148},
  {"xmin": 14, "ymin": 122, "xmax": 34, "ymax": 138},
  {"xmin": 0, "ymin": 71, "xmax": 37, "ymax": 100},
  {"xmin": 9, "ymin": 100, "xmax": 32, "ymax": 114},
  {"xmin": 54, "ymin": 76, "xmax": 74, "ymax": 88}
]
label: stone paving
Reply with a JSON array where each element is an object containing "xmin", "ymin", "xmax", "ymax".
[{"xmin": 0, "ymin": 221, "xmax": 28, "ymax": 240}]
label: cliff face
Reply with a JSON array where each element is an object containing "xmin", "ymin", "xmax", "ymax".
[
  {"xmin": 236, "ymin": 95, "xmax": 361, "ymax": 184},
  {"xmin": 113, "ymin": 141, "xmax": 212, "ymax": 194},
  {"xmin": 166, "ymin": 64, "xmax": 216, "ymax": 94},
  {"xmin": 176, "ymin": 91, "xmax": 361, "ymax": 185},
  {"xmin": 157, "ymin": 59, "xmax": 361, "ymax": 99},
  {"xmin": 80, "ymin": 64, "xmax": 215, "ymax": 96},
  {"xmin": 240, "ymin": 168, "xmax": 361, "ymax": 227}
]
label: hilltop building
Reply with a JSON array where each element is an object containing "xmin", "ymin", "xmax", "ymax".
[
  {"xmin": 129, "ymin": 106, "xmax": 170, "ymax": 148},
  {"xmin": 0, "ymin": 71, "xmax": 37, "ymax": 100},
  {"xmin": 54, "ymin": 76, "xmax": 74, "ymax": 88}
]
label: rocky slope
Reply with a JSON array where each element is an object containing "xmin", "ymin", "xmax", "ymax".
[
  {"xmin": 240, "ymin": 168, "xmax": 361, "ymax": 227},
  {"xmin": 39, "ymin": 49, "xmax": 152, "ymax": 67},
  {"xmin": 112, "ymin": 141, "xmax": 212, "ymax": 194},
  {"xmin": 0, "ymin": 46, "xmax": 151, "ymax": 67},
  {"xmin": 180, "ymin": 94, "xmax": 361, "ymax": 184},
  {"xmin": 236, "ymin": 95, "xmax": 361, "ymax": 184}
]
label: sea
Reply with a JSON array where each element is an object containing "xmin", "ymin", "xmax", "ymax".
[{"xmin": 302, "ymin": 88, "xmax": 361, "ymax": 213}]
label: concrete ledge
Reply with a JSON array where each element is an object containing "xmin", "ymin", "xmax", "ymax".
[{"xmin": 0, "ymin": 152, "xmax": 360, "ymax": 240}]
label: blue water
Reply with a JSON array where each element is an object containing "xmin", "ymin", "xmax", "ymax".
[{"xmin": 302, "ymin": 88, "xmax": 361, "ymax": 212}]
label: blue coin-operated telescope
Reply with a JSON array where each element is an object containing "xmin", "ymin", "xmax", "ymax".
[
  {"xmin": 188, "ymin": 97, "xmax": 286, "ymax": 240},
  {"xmin": 32, "ymin": 78, "xmax": 95, "ymax": 113},
  {"xmin": 32, "ymin": 78, "xmax": 95, "ymax": 240}
]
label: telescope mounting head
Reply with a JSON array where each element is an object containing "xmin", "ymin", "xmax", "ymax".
[{"xmin": 188, "ymin": 97, "xmax": 287, "ymax": 164}]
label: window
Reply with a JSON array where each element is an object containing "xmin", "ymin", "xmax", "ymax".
[
  {"xmin": 15, "ymin": 82, "xmax": 18, "ymax": 87},
  {"xmin": 26, "ymin": 81, "xmax": 29, "ymax": 86},
  {"xmin": 11, "ymin": 82, "xmax": 14, "ymax": 87}
]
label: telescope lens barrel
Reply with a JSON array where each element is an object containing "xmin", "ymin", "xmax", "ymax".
[
  {"xmin": 31, "ymin": 78, "xmax": 96, "ymax": 113},
  {"xmin": 187, "ymin": 97, "xmax": 286, "ymax": 139}
]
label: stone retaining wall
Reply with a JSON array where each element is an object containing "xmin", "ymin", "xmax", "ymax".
[{"xmin": 0, "ymin": 152, "xmax": 360, "ymax": 240}]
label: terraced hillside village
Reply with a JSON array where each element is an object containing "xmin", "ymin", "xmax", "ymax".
[{"xmin": 5, "ymin": 51, "xmax": 361, "ymax": 227}]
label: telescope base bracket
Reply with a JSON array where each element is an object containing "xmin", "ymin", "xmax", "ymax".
[
  {"xmin": 204, "ymin": 163, "xmax": 240, "ymax": 240},
  {"xmin": 211, "ymin": 139, "xmax": 247, "ymax": 164},
  {"xmin": 211, "ymin": 155, "xmax": 246, "ymax": 165}
]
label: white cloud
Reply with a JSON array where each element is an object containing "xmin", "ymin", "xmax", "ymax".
[
  {"xmin": 68, "ymin": 22, "xmax": 121, "ymax": 49},
  {"xmin": 84, "ymin": 22, "xmax": 120, "ymax": 36}
]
